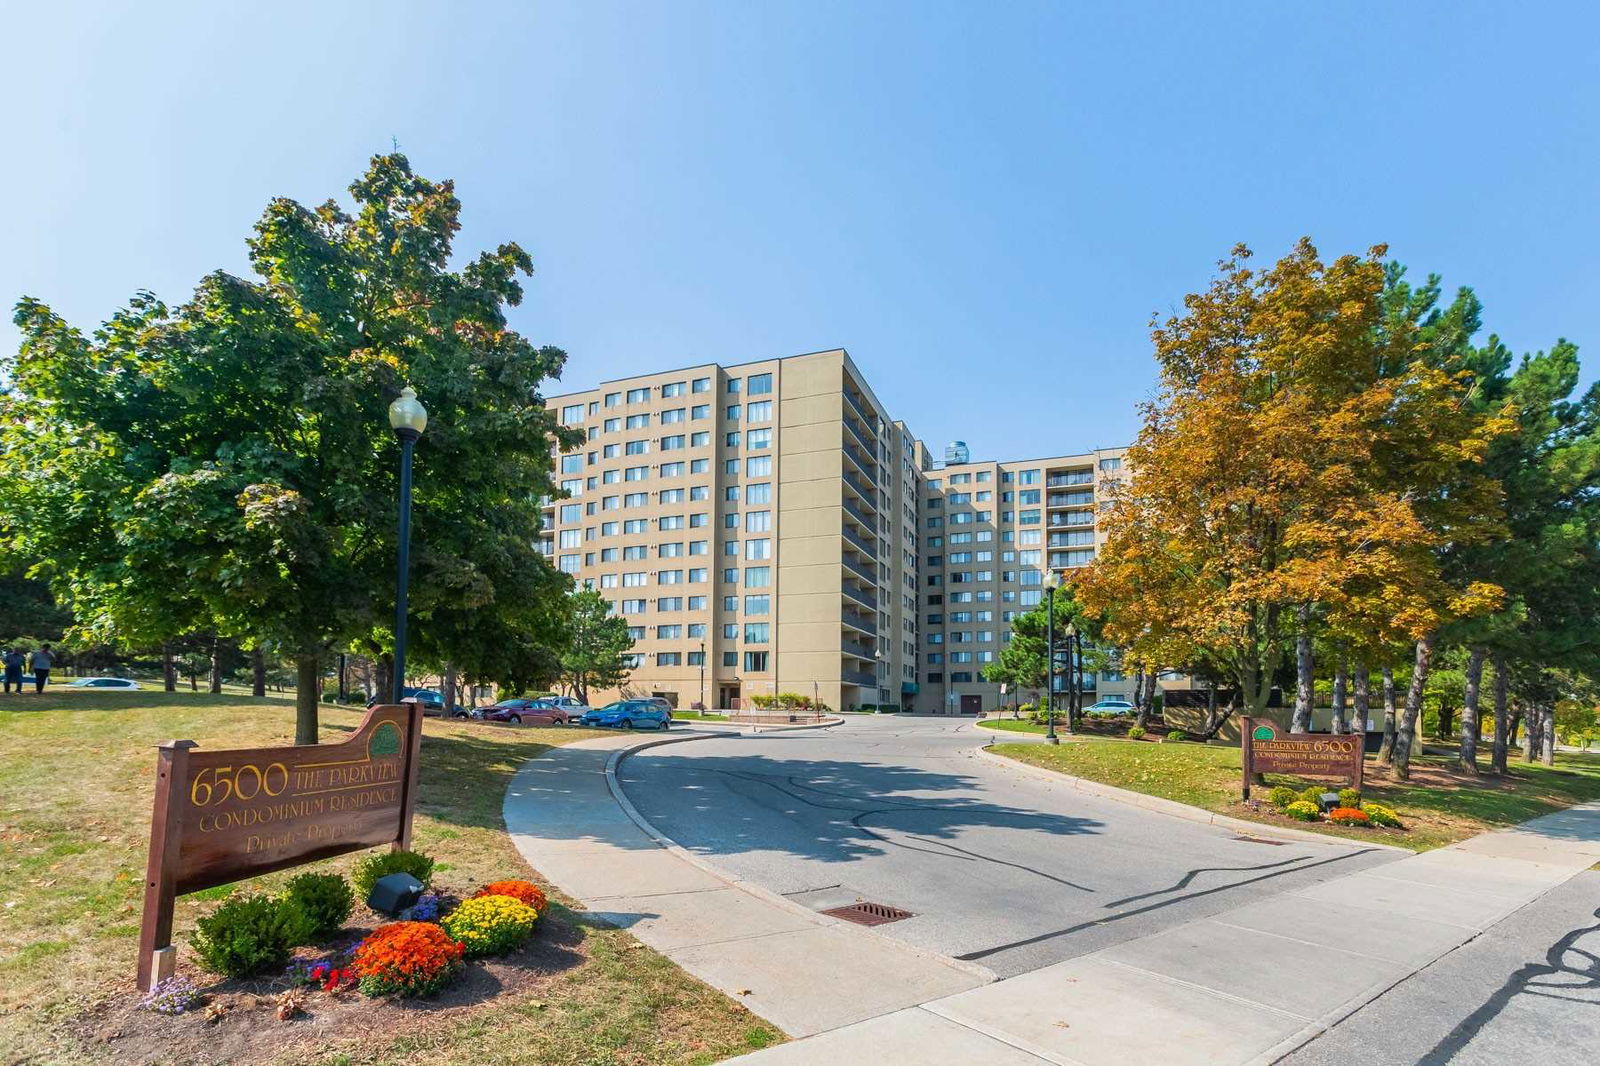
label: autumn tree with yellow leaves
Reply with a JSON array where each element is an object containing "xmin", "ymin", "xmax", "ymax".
[{"xmin": 1077, "ymin": 240, "xmax": 1510, "ymax": 778}]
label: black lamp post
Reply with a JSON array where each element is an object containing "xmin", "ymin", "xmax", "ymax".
[
  {"xmin": 388, "ymin": 385, "xmax": 428, "ymax": 703},
  {"xmin": 1043, "ymin": 569, "xmax": 1060, "ymax": 744},
  {"xmin": 699, "ymin": 640, "xmax": 706, "ymax": 710},
  {"xmin": 1063, "ymin": 620, "xmax": 1078, "ymax": 734}
]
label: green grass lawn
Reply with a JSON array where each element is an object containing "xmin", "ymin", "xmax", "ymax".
[
  {"xmin": 671, "ymin": 711, "xmax": 728, "ymax": 721},
  {"xmin": 991, "ymin": 734, "xmax": 1600, "ymax": 851},
  {"xmin": 0, "ymin": 689, "xmax": 780, "ymax": 1064}
]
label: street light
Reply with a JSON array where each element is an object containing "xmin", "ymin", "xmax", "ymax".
[
  {"xmin": 1043, "ymin": 569, "xmax": 1060, "ymax": 744},
  {"xmin": 388, "ymin": 385, "xmax": 427, "ymax": 703},
  {"xmin": 1063, "ymin": 620, "xmax": 1078, "ymax": 734},
  {"xmin": 698, "ymin": 640, "xmax": 706, "ymax": 711}
]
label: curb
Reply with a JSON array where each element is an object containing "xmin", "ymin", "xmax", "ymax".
[
  {"xmin": 604, "ymin": 728, "xmax": 1000, "ymax": 984},
  {"xmin": 975, "ymin": 743, "xmax": 1410, "ymax": 853}
]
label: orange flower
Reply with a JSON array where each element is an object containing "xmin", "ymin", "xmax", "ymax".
[{"xmin": 473, "ymin": 879, "xmax": 548, "ymax": 913}]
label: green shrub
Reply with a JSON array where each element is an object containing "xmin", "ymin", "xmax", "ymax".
[
  {"xmin": 283, "ymin": 872, "xmax": 354, "ymax": 941},
  {"xmin": 1338, "ymin": 787, "xmax": 1362, "ymax": 808},
  {"xmin": 1127, "ymin": 725, "xmax": 1147, "ymax": 740},
  {"xmin": 190, "ymin": 893, "xmax": 313, "ymax": 977},
  {"xmin": 353, "ymin": 849, "xmax": 435, "ymax": 904},
  {"xmin": 1363, "ymin": 802, "xmax": 1404, "ymax": 828},
  {"xmin": 1164, "ymin": 730, "xmax": 1189, "ymax": 743},
  {"xmin": 1298, "ymin": 786, "xmax": 1325, "ymax": 808},
  {"xmin": 1266, "ymin": 786, "xmax": 1298, "ymax": 809},
  {"xmin": 1283, "ymin": 800, "xmax": 1321, "ymax": 822},
  {"xmin": 320, "ymin": 692, "xmax": 338, "ymax": 704}
]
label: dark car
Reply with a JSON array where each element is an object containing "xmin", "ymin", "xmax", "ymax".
[
  {"xmin": 369, "ymin": 687, "xmax": 459, "ymax": 717},
  {"xmin": 479, "ymin": 697, "xmax": 572, "ymax": 726}
]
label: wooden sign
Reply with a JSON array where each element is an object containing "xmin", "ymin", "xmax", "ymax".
[
  {"xmin": 1239, "ymin": 715, "xmax": 1364, "ymax": 800},
  {"xmin": 137, "ymin": 703, "xmax": 424, "ymax": 989}
]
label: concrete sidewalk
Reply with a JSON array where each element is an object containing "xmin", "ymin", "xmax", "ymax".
[
  {"xmin": 503, "ymin": 728, "xmax": 989, "ymax": 1038},
  {"xmin": 728, "ymin": 801, "xmax": 1600, "ymax": 1064}
]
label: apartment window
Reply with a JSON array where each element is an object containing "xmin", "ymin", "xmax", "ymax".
[
  {"xmin": 746, "ymin": 400, "xmax": 772, "ymax": 422},
  {"xmin": 745, "ymin": 482, "xmax": 772, "ymax": 504},
  {"xmin": 747, "ymin": 373, "xmax": 772, "ymax": 395},
  {"xmin": 657, "ymin": 624, "xmax": 683, "ymax": 639},
  {"xmin": 690, "ymin": 457, "xmax": 710, "ymax": 473},
  {"xmin": 723, "ymin": 651, "xmax": 738, "ymax": 667},
  {"xmin": 623, "ymin": 518, "xmax": 648, "ymax": 534},
  {"xmin": 604, "ymin": 392, "xmax": 621, "ymax": 408},
  {"xmin": 724, "ymin": 539, "xmax": 739, "ymax": 557},
  {"xmin": 600, "ymin": 521, "xmax": 619, "ymax": 536},
  {"xmin": 692, "ymin": 377, "xmax": 711, "ymax": 393},
  {"xmin": 726, "ymin": 378, "xmax": 742, "ymax": 395},
  {"xmin": 558, "ymin": 529, "xmax": 582, "ymax": 549},
  {"xmin": 600, "ymin": 571, "xmax": 618, "ymax": 585},
  {"xmin": 747, "ymin": 428, "xmax": 772, "ymax": 450},
  {"xmin": 687, "ymin": 650, "xmax": 704, "ymax": 666},
  {"xmin": 559, "ymin": 479, "xmax": 582, "ymax": 497},
  {"xmin": 600, "ymin": 548, "xmax": 619, "ymax": 564},
  {"xmin": 689, "ymin": 434, "xmax": 710, "ymax": 452},
  {"xmin": 746, "ymin": 456, "xmax": 772, "ymax": 477},
  {"xmin": 659, "ymin": 489, "xmax": 685, "ymax": 505},
  {"xmin": 724, "ymin": 513, "xmax": 739, "ymax": 529},
  {"xmin": 603, "ymin": 417, "xmax": 621, "ymax": 433},
  {"xmin": 722, "ymin": 623, "xmax": 738, "ymax": 638},
  {"xmin": 602, "ymin": 443, "xmax": 621, "ymax": 459},
  {"xmin": 661, "ymin": 408, "xmax": 686, "ymax": 424},
  {"xmin": 725, "ymin": 404, "xmax": 740, "ymax": 422},
  {"xmin": 626, "ymin": 387, "xmax": 649, "ymax": 403},
  {"xmin": 1019, "ymin": 489, "xmax": 1041, "ymax": 505},
  {"xmin": 559, "ymin": 454, "xmax": 583, "ymax": 475},
  {"xmin": 662, "ymin": 381, "xmax": 686, "ymax": 398},
  {"xmin": 557, "ymin": 554, "xmax": 580, "ymax": 573},
  {"xmin": 560, "ymin": 404, "xmax": 585, "ymax": 425},
  {"xmin": 626, "ymin": 414, "xmax": 650, "ymax": 431},
  {"xmin": 688, "ymin": 569, "xmax": 708, "ymax": 584},
  {"xmin": 625, "ymin": 468, "xmax": 648, "ymax": 483},
  {"xmin": 656, "ymin": 652, "xmax": 682, "ymax": 666},
  {"xmin": 724, "ymin": 486, "xmax": 740, "ymax": 502},
  {"xmin": 724, "ymin": 459, "xmax": 738, "ymax": 475},
  {"xmin": 621, "ymin": 598, "xmax": 647, "ymax": 614},
  {"xmin": 687, "ymin": 603, "xmax": 706, "ymax": 617},
  {"xmin": 624, "ymin": 439, "xmax": 649, "ymax": 456},
  {"xmin": 1019, "ymin": 509, "xmax": 1041, "ymax": 524},
  {"xmin": 725, "ymin": 431, "xmax": 740, "ymax": 448},
  {"xmin": 691, "ymin": 404, "xmax": 710, "ymax": 421},
  {"xmin": 744, "ymin": 594, "xmax": 770, "ymax": 615},
  {"xmin": 745, "ymin": 566, "xmax": 771, "ymax": 587},
  {"xmin": 745, "ymin": 511, "xmax": 771, "ymax": 533},
  {"xmin": 659, "ymin": 546, "xmax": 684, "ymax": 562},
  {"xmin": 745, "ymin": 539, "xmax": 771, "ymax": 560},
  {"xmin": 744, "ymin": 622, "xmax": 770, "ymax": 643},
  {"xmin": 722, "ymin": 568, "xmax": 738, "ymax": 583},
  {"xmin": 744, "ymin": 651, "xmax": 769, "ymax": 672},
  {"xmin": 976, "ymin": 471, "xmax": 992, "ymax": 482},
  {"xmin": 689, "ymin": 540, "xmax": 709, "ymax": 555},
  {"xmin": 558, "ymin": 503, "xmax": 581, "ymax": 524}
]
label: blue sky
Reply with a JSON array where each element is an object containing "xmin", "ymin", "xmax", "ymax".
[{"xmin": 4, "ymin": 2, "xmax": 1596, "ymax": 460}]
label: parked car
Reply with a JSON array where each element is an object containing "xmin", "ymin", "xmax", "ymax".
[
  {"xmin": 577, "ymin": 699, "xmax": 671, "ymax": 730},
  {"xmin": 1085, "ymin": 699, "xmax": 1135, "ymax": 715},
  {"xmin": 479, "ymin": 697, "xmax": 575, "ymax": 726},
  {"xmin": 369, "ymin": 687, "xmax": 455, "ymax": 717},
  {"xmin": 67, "ymin": 676, "xmax": 142, "ymax": 690}
]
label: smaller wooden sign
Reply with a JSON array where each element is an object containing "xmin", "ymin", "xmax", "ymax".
[
  {"xmin": 1239, "ymin": 715, "xmax": 1364, "ymax": 800},
  {"xmin": 136, "ymin": 703, "xmax": 423, "ymax": 990}
]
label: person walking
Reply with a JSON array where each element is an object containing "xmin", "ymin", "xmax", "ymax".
[
  {"xmin": 3, "ymin": 646, "xmax": 25, "ymax": 694},
  {"xmin": 31, "ymin": 644, "xmax": 54, "ymax": 693}
]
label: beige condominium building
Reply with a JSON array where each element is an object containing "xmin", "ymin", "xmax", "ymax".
[
  {"xmin": 541, "ymin": 349, "xmax": 925, "ymax": 713},
  {"xmin": 915, "ymin": 445, "xmax": 1129, "ymax": 714}
]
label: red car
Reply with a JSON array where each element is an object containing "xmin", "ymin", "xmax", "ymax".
[{"xmin": 478, "ymin": 698, "xmax": 572, "ymax": 725}]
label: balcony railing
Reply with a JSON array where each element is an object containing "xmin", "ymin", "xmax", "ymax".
[
  {"xmin": 842, "ymin": 636, "xmax": 876, "ymax": 659},
  {"xmin": 842, "ymin": 522, "xmax": 877, "ymax": 560},
  {"xmin": 841, "ymin": 608, "xmax": 876, "ymax": 634},
  {"xmin": 841, "ymin": 582, "xmax": 879, "ymax": 612},
  {"xmin": 1048, "ymin": 492, "xmax": 1095, "ymax": 508},
  {"xmin": 1048, "ymin": 512, "xmax": 1095, "ymax": 528},
  {"xmin": 842, "ymin": 470, "xmax": 880, "ymax": 512},
  {"xmin": 843, "ymin": 389, "xmax": 876, "ymax": 431},
  {"xmin": 843, "ymin": 412, "xmax": 876, "ymax": 454},
  {"xmin": 1047, "ymin": 471, "xmax": 1094, "ymax": 487},
  {"xmin": 842, "ymin": 439, "xmax": 877, "ymax": 479},
  {"xmin": 841, "ymin": 667, "xmax": 879, "ymax": 688},
  {"xmin": 842, "ymin": 553, "xmax": 877, "ymax": 585},
  {"xmin": 843, "ymin": 495, "xmax": 876, "ymax": 532}
]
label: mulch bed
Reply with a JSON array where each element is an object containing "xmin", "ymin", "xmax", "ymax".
[{"xmin": 73, "ymin": 899, "xmax": 589, "ymax": 1065}]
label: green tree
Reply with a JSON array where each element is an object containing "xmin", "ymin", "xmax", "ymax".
[
  {"xmin": 559, "ymin": 588, "xmax": 634, "ymax": 703},
  {"xmin": 983, "ymin": 586, "xmax": 1101, "ymax": 727},
  {"xmin": 1, "ymin": 154, "xmax": 578, "ymax": 742}
]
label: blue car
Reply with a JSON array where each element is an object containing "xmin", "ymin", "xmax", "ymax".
[{"xmin": 578, "ymin": 698, "xmax": 672, "ymax": 730}]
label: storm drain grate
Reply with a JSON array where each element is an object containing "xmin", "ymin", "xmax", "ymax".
[
  {"xmin": 1233, "ymin": 835, "xmax": 1290, "ymax": 846},
  {"xmin": 821, "ymin": 901, "xmax": 915, "ymax": 926}
]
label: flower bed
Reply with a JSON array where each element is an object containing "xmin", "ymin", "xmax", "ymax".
[{"xmin": 352, "ymin": 921, "xmax": 465, "ymax": 997}]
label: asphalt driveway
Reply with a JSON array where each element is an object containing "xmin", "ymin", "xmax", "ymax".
[{"xmin": 618, "ymin": 714, "xmax": 1399, "ymax": 977}]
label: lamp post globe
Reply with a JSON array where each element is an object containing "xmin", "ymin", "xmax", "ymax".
[
  {"xmin": 1063, "ymin": 620, "xmax": 1078, "ymax": 733},
  {"xmin": 389, "ymin": 385, "xmax": 427, "ymax": 704}
]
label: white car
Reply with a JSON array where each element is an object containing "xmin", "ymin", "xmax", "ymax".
[
  {"xmin": 68, "ymin": 677, "xmax": 142, "ymax": 690},
  {"xmin": 1085, "ymin": 699, "xmax": 1134, "ymax": 715}
]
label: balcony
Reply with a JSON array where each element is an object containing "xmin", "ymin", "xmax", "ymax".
[
  {"xmin": 843, "ymin": 412, "xmax": 876, "ymax": 454},
  {"xmin": 842, "ymin": 522, "xmax": 877, "ymax": 560},
  {"xmin": 841, "ymin": 667, "xmax": 879, "ymax": 688},
  {"xmin": 841, "ymin": 608, "xmax": 876, "ymax": 634},
  {"xmin": 1048, "ymin": 512, "xmax": 1095, "ymax": 528},
  {"xmin": 843, "ymin": 388, "xmax": 876, "ymax": 432},
  {"xmin": 842, "ymin": 553, "xmax": 877, "ymax": 586},
  {"xmin": 843, "ymin": 470, "xmax": 879, "ymax": 512},
  {"xmin": 1047, "ymin": 471, "xmax": 1094, "ymax": 488},
  {"xmin": 842, "ymin": 439, "xmax": 877, "ymax": 479},
  {"xmin": 1048, "ymin": 492, "xmax": 1095, "ymax": 508},
  {"xmin": 842, "ymin": 495, "xmax": 876, "ymax": 533},
  {"xmin": 841, "ymin": 582, "xmax": 879, "ymax": 612},
  {"xmin": 842, "ymin": 638, "xmax": 876, "ymax": 660}
]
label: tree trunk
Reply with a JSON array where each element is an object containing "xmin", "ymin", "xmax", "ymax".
[
  {"xmin": 1292, "ymin": 605, "xmax": 1313, "ymax": 733},
  {"xmin": 1391, "ymin": 635, "xmax": 1436, "ymax": 780},
  {"xmin": 377, "ymin": 655, "xmax": 394, "ymax": 703},
  {"xmin": 294, "ymin": 653, "xmax": 320, "ymax": 746},
  {"xmin": 162, "ymin": 644, "xmax": 177, "ymax": 693},
  {"xmin": 209, "ymin": 636, "xmax": 223, "ymax": 694},
  {"xmin": 443, "ymin": 662, "xmax": 458, "ymax": 716},
  {"xmin": 252, "ymin": 646, "xmax": 266, "ymax": 698},
  {"xmin": 189, "ymin": 669, "xmax": 198, "ymax": 692},
  {"xmin": 1378, "ymin": 667, "xmax": 1398, "ymax": 764},
  {"xmin": 1460, "ymin": 647, "xmax": 1483, "ymax": 776},
  {"xmin": 1539, "ymin": 704, "xmax": 1556, "ymax": 766},
  {"xmin": 1352, "ymin": 663, "xmax": 1369, "ymax": 735},
  {"xmin": 1203, "ymin": 681, "xmax": 1219, "ymax": 735},
  {"xmin": 1523, "ymin": 704, "xmax": 1539, "ymax": 763},
  {"xmin": 1436, "ymin": 702, "xmax": 1454, "ymax": 742},
  {"xmin": 1330, "ymin": 662, "xmax": 1347, "ymax": 735},
  {"xmin": 1135, "ymin": 670, "xmax": 1156, "ymax": 728},
  {"xmin": 1491, "ymin": 651, "xmax": 1509, "ymax": 774}
]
